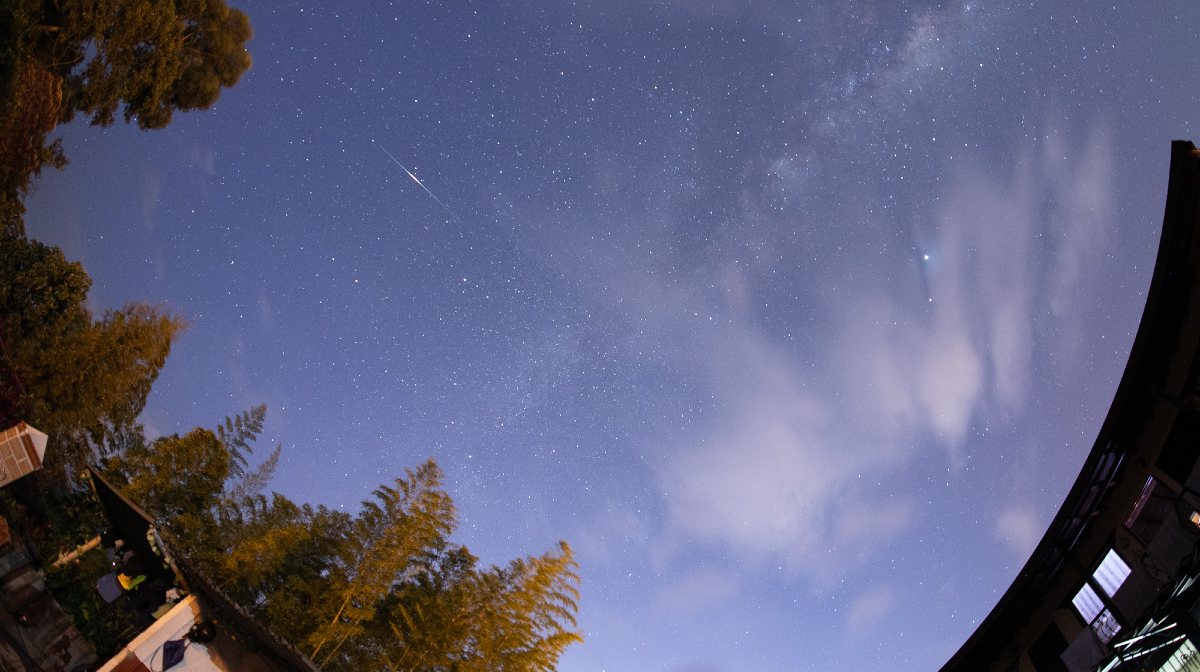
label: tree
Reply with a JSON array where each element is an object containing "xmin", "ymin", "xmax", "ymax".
[
  {"xmin": 0, "ymin": 235, "xmax": 183, "ymax": 480},
  {"xmin": 473, "ymin": 541, "xmax": 583, "ymax": 672},
  {"xmin": 102, "ymin": 407, "xmax": 583, "ymax": 671},
  {"xmin": 213, "ymin": 403, "xmax": 285, "ymax": 501},
  {"xmin": 0, "ymin": 0, "xmax": 253, "ymax": 235},
  {"xmin": 219, "ymin": 495, "xmax": 351, "ymax": 645},
  {"xmin": 113, "ymin": 427, "xmax": 229, "ymax": 546},
  {"xmin": 307, "ymin": 460, "xmax": 456, "ymax": 669},
  {"xmin": 27, "ymin": 0, "xmax": 253, "ymax": 129},
  {"xmin": 0, "ymin": 233, "xmax": 89, "ymax": 429},
  {"xmin": 382, "ymin": 542, "xmax": 582, "ymax": 672},
  {"xmin": 379, "ymin": 545, "xmax": 482, "ymax": 671},
  {"xmin": 0, "ymin": 60, "xmax": 65, "ymax": 237}
]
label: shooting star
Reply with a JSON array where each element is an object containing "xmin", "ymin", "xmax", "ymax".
[{"xmin": 377, "ymin": 145, "xmax": 461, "ymax": 223}]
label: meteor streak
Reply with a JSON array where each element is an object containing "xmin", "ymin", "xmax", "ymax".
[{"xmin": 377, "ymin": 145, "xmax": 461, "ymax": 223}]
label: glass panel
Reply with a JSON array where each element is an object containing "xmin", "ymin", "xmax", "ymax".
[
  {"xmin": 1092, "ymin": 608, "xmax": 1120, "ymax": 644},
  {"xmin": 1094, "ymin": 549, "xmax": 1132, "ymax": 598},
  {"xmin": 1073, "ymin": 583, "xmax": 1104, "ymax": 624}
]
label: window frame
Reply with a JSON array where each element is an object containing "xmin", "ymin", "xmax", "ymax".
[{"xmin": 1069, "ymin": 547, "xmax": 1131, "ymax": 644}]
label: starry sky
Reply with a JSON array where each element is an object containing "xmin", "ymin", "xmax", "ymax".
[{"xmin": 21, "ymin": 1, "xmax": 1200, "ymax": 670}]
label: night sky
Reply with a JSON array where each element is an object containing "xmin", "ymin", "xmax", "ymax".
[{"xmin": 21, "ymin": 2, "xmax": 1200, "ymax": 670}]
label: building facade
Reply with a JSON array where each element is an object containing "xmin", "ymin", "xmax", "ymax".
[{"xmin": 942, "ymin": 141, "xmax": 1200, "ymax": 672}]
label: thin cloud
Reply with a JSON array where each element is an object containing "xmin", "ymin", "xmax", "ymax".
[
  {"xmin": 257, "ymin": 287, "xmax": 274, "ymax": 330},
  {"xmin": 649, "ymin": 116, "xmax": 1117, "ymax": 583},
  {"xmin": 652, "ymin": 319, "xmax": 918, "ymax": 581},
  {"xmin": 141, "ymin": 169, "xmax": 161, "ymax": 234},
  {"xmin": 518, "ymin": 98, "xmax": 1117, "ymax": 597},
  {"xmin": 575, "ymin": 499, "xmax": 651, "ymax": 570},
  {"xmin": 846, "ymin": 586, "xmax": 897, "ymax": 635},
  {"xmin": 1045, "ymin": 120, "xmax": 1117, "ymax": 321},
  {"xmin": 928, "ymin": 149, "xmax": 1038, "ymax": 422},
  {"xmin": 655, "ymin": 566, "xmax": 740, "ymax": 615},
  {"xmin": 995, "ymin": 505, "xmax": 1042, "ymax": 559}
]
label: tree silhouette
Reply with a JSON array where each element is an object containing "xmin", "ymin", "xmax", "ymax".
[
  {"xmin": 0, "ymin": 235, "xmax": 182, "ymax": 481},
  {"xmin": 30, "ymin": 0, "xmax": 253, "ymax": 129}
]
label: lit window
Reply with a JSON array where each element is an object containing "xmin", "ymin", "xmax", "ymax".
[
  {"xmin": 1094, "ymin": 549, "xmax": 1131, "ymax": 598},
  {"xmin": 1072, "ymin": 583, "xmax": 1104, "ymax": 624},
  {"xmin": 1071, "ymin": 584, "xmax": 1122, "ymax": 643},
  {"xmin": 1070, "ymin": 550, "xmax": 1132, "ymax": 644}
]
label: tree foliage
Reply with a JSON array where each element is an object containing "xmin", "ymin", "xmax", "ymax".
[
  {"xmin": 0, "ymin": 234, "xmax": 183, "ymax": 480},
  {"xmin": 384, "ymin": 542, "xmax": 582, "ymax": 672},
  {"xmin": 216, "ymin": 402, "xmax": 265, "ymax": 480},
  {"xmin": 110, "ymin": 427, "xmax": 228, "ymax": 548},
  {"xmin": 105, "ymin": 407, "xmax": 583, "ymax": 671},
  {"xmin": 0, "ymin": 0, "xmax": 253, "ymax": 232},
  {"xmin": 307, "ymin": 460, "xmax": 456, "ymax": 668},
  {"xmin": 0, "ymin": 58, "xmax": 65, "ymax": 237},
  {"xmin": 25, "ymin": 0, "xmax": 253, "ymax": 130}
]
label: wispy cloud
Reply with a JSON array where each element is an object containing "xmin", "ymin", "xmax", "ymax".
[
  {"xmin": 651, "ymin": 311, "xmax": 919, "ymax": 581},
  {"xmin": 655, "ymin": 566, "xmax": 739, "ymax": 615},
  {"xmin": 995, "ymin": 504, "xmax": 1042, "ymax": 559},
  {"xmin": 574, "ymin": 498, "xmax": 651, "ymax": 569},
  {"xmin": 1044, "ymin": 119, "xmax": 1117, "ymax": 353},
  {"xmin": 645, "ymin": 117, "xmax": 1116, "ymax": 583},
  {"xmin": 517, "ymin": 93, "xmax": 1117, "ymax": 599},
  {"xmin": 257, "ymin": 287, "xmax": 275, "ymax": 330},
  {"xmin": 845, "ymin": 586, "xmax": 896, "ymax": 635},
  {"xmin": 141, "ymin": 169, "xmax": 161, "ymax": 234}
]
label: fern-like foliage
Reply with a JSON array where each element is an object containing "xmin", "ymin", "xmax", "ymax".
[{"xmin": 216, "ymin": 403, "xmax": 266, "ymax": 479}]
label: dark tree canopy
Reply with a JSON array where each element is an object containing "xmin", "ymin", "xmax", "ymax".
[
  {"xmin": 0, "ymin": 0, "xmax": 252, "ymax": 232},
  {"xmin": 0, "ymin": 235, "xmax": 183, "ymax": 480},
  {"xmin": 40, "ymin": 0, "xmax": 254, "ymax": 129}
]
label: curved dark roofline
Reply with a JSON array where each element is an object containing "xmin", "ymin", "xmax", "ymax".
[{"xmin": 940, "ymin": 140, "xmax": 1200, "ymax": 671}]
